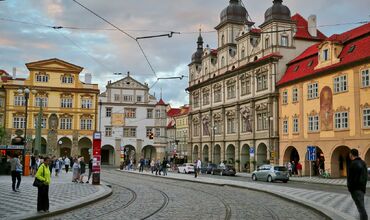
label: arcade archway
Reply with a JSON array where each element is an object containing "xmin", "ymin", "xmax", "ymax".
[
  {"xmin": 226, "ymin": 144, "xmax": 235, "ymax": 164},
  {"xmin": 213, "ymin": 144, "xmax": 221, "ymax": 164},
  {"xmin": 331, "ymin": 146, "xmax": 351, "ymax": 177},
  {"xmin": 192, "ymin": 145, "xmax": 199, "ymax": 162},
  {"xmin": 203, "ymin": 145, "xmax": 209, "ymax": 162},
  {"xmin": 78, "ymin": 137, "xmax": 92, "ymax": 162},
  {"xmin": 58, "ymin": 137, "xmax": 72, "ymax": 157},
  {"xmin": 142, "ymin": 145, "xmax": 156, "ymax": 160},
  {"xmin": 241, "ymin": 144, "xmax": 250, "ymax": 172},
  {"xmin": 101, "ymin": 145, "xmax": 114, "ymax": 165},
  {"xmin": 256, "ymin": 143, "xmax": 267, "ymax": 166}
]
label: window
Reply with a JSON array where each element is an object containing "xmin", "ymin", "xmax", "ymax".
[
  {"xmin": 308, "ymin": 60, "xmax": 313, "ymax": 67},
  {"xmin": 125, "ymin": 108, "xmax": 136, "ymax": 118},
  {"xmin": 35, "ymin": 97, "xmax": 48, "ymax": 107},
  {"xmin": 114, "ymin": 94, "xmax": 120, "ymax": 101},
  {"xmin": 0, "ymin": 98, "xmax": 4, "ymax": 107},
  {"xmin": 257, "ymin": 112, "xmax": 268, "ymax": 130},
  {"xmin": 61, "ymin": 75, "xmax": 73, "ymax": 84},
  {"xmin": 363, "ymin": 108, "xmax": 370, "ymax": 128},
  {"xmin": 34, "ymin": 117, "xmax": 47, "ymax": 128},
  {"xmin": 227, "ymin": 84, "xmax": 236, "ymax": 99},
  {"xmin": 241, "ymin": 48, "xmax": 245, "ymax": 59},
  {"xmin": 293, "ymin": 118, "xmax": 299, "ymax": 133},
  {"xmin": 214, "ymin": 89, "xmax": 222, "ymax": 103},
  {"xmin": 308, "ymin": 83, "xmax": 318, "ymax": 99},
  {"xmin": 81, "ymin": 99, "xmax": 92, "ymax": 109},
  {"xmin": 241, "ymin": 117, "xmax": 251, "ymax": 133},
  {"xmin": 362, "ymin": 69, "xmax": 369, "ymax": 87},
  {"xmin": 221, "ymin": 34, "xmax": 225, "ymax": 46},
  {"xmin": 335, "ymin": 112, "xmax": 348, "ymax": 129},
  {"xmin": 147, "ymin": 109, "xmax": 153, "ymax": 119},
  {"xmin": 137, "ymin": 96, "xmax": 142, "ymax": 102},
  {"xmin": 80, "ymin": 119, "xmax": 92, "ymax": 130},
  {"xmin": 203, "ymin": 92, "xmax": 210, "ymax": 106},
  {"xmin": 155, "ymin": 109, "xmax": 161, "ymax": 119},
  {"xmin": 292, "ymin": 88, "xmax": 298, "ymax": 102},
  {"xmin": 281, "ymin": 36, "xmax": 288, "ymax": 47},
  {"xmin": 14, "ymin": 96, "xmax": 25, "ymax": 106},
  {"xmin": 146, "ymin": 128, "xmax": 153, "ymax": 137},
  {"xmin": 334, "ymin": 75, "xmax": 347, "ymax": 93},
  {"xmin": 123, "ymin": 95, "xmax": 133, "ymax": 102},
  {"xmin": 106, "ymin": 108, "xmax": 112, "ymax": 117},
  {"xmin": 322, "ymin": 49, "xmax": 329, "ymax": 61},
  {"xmin": 123, "ymin": 128, "xmax": 136, "ymax": 137},
  {"xmin": 60, "ymin": 118, "xmax": 72, "ymax": 130},
  {"xmin": 203, "ymin": 123, "xmax": 210, "ymax": 136},
  {"xmin": 193, "ymin": 96, "xmax": 200, "ymax": 108},
  {"xmin": 193, "ymin": 123, "xmax": 200, "ymax": 137},
  {"xmin": 221, "ymin": 56, "xmax": 225, "ymax": 68},
  {"xmin": 214, "ymin": 121, "xmax": 222, "ymax": 135},
  {"xmin": 257, "ymin": 74, "xmax": 268, "ymax": 91},
  {"xmin": 13, "ymin": 117, "xmax": 25, "ymax": 129},
  {"xmin": 105, "ymin": 127, "xmax": 112, "ymax": 137},
  {"xmin": 36, "ymin": 75, "xmax": 48, "ymax": 82},
  {"xmin": 241, "ymin": 78, "xmax": 251, "ymax": 96},
  {"xmin": 283, "ymin": 120, "xmax": 288, "ymax": 134},
  {"xmin": 265, "ymin": 38, "xmax": 270, "ymax": 49},
  {"xmin": 155, "ymin": 128, "xmax": 160, "ymax": 137},
  {"xmin": 282, "ymin": 91, "xmax": 288, "ymax": 104},
  {"xmin": 60, "ymin": 98, "xmax": 73, "ymax": 108},
  {"xmin": 348, "ymin": 45, "xmax": 356, "ymax": 53},
  {"xmin": 308, "ymin": 115, "xmax": 319, "ymax": 132},
  {"xmin": 227, "ymin": 118, "xmax": 235, "ymax": 134}
]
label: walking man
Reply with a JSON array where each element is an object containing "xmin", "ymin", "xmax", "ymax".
[
  {"xmin": 9, "ymin": 154, "xmax": 22, "ymax": 192},
  {"xmin": 64, "ymin": 157, "xmax": 70, "ymax": 173},
  {"xmin": 162, "ymin": 157, "xmax": 168, "ymax": 176},
  {"xmin": 347, "ymin": 148, "xmax": 368, "ymax": 220},
  {"xmin": 195, "ymin": 158, "xmax": 201, "ymax": 178}
]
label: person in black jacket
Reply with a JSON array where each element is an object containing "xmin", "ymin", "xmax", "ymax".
[{"xmin": 347, "ymin": 149, "xmax": 368, "ymax": 220}]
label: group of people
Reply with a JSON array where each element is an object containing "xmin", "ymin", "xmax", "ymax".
[
  {"xmin": 285, "ymin": 161, "xmax": 303, "ymax": 177},
  {"xmin": 149, "ymin": 158, "xmax": 169, "ymax": 176},
  {"xmin": 71, "ymin": 156, "xmax": 93, "ymax": 184}
]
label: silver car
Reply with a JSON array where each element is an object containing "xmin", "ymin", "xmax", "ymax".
[{"xmin": 251, "ymin": 165, "xmax": 289, "ymax": 183}]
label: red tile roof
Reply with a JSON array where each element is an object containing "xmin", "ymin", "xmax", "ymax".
[
  {"xmin": 250, "ymin": 28, "xmax": 261, "ymax": 34},
  {"xmin": 278, "ymin": 22, "xmax": 370, "ymax": 86},
  {"xmin": 292, "ymin": 13, "xmax": 326, "ymax": 41},
  {"xmin": 156, "ymin": 98, "xmax": 167, "ymax": 106},
  {"xmin": 167, "ymin": 108, "xmax": 181, "ymax": 117},
  {"xmin": 167, "ymin": 120, "xmax": 176, "ymax": 129}
]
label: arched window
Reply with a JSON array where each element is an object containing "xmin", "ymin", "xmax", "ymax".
[
  {"xmin": 265, "ymin": 37, "xmax": 270, "ymax": 49},
  {"xmin": 221, "ymin": 35, "xmax": 225, "ymax": 46},
  {"xmin": 221, "ymin": 56, "xmax": 225, "ymax": 68},
  {"xmin": 241, "ymin": 47, "xmax": 245, "ymax": 59}
]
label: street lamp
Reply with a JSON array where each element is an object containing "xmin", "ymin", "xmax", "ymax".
[{"xmin": 17, "ymin": 88, "xmax": 36, "ymax": 153}]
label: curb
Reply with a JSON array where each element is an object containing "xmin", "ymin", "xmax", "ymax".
[
  {"xmin": 16, "ymin": 183, "xmax": 113, "ymax": 220},
  {"xmin": 118, "ymin": 170, "xmax": 352, "ymax": 220}
]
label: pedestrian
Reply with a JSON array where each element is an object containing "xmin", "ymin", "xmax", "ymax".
[
  {"xmin": 64, "ymin": 156, "xmax": 70, "ymax": 173},
  {"xmin": 79, "ymin": 157, "xmax": 86, "ymax": 183},
  {"xmin": 36, "ymin": 156, "xmax": 41, "ymax": 170},
  {"xmin": 348, "ymin": 149, "xmax": 368, "ymax": 220},
  {"xmin": 162, "ymin": 157, "xmax": 168, "ymax": 176},
  {"xmin": 86, "ymin": 158, "xmax": 93, "ymax": 184},
  {"xmin": 155, "ymin": 159, "xmax": 161, "ymax": 175},
  {"xmin": 296, "ymin": 161, "xmax": 302, "ymax": 177},
  {"xmin": 291, "ymin": 161, "xmax": 296, "ymax": 176},
  {"xmin": 9, "ymin": 154, "xmax": 22, "ymax": 192},
  {"xmin": 72, "ymin": 158, "xmax": 80, "ymax": 183},
  {"xmin": 35, "ymin": 156, "xmax": 51, "ymax": 213},
  {"xmin": 139, "ymin": 157, "xmax": 145, "ymax": 172},
  {"xmin": 195, "ymin": 158, "xmax": 201, "ymax": 178},
  {"xmin": 49, "ymin": 157, "xmax": 54, "ymax": 176},
  {"xmin": 287, "ymin": 162, "xmax": 292, "ymax": 177},
  {"xmin": 31, "ymin": 155, "xmax": 36, "ymax": 177},
  {"xmin": 54, "ymin": 157, "xmax": 60, "ymax": 176},
  {"xmin": 150, "ymin": 159, "xmax": 155, "ymax": 174}
]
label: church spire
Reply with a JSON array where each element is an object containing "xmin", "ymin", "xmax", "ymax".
[{"xmin": 197, "ymin": 28, "xmax": 203, "ymax": 50}]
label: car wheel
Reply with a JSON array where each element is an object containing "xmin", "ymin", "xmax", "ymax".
[
  {"xmin": 283, "ymin": 180, "xmax": 288, "ymax": 183},
  {"xmin": 267, "ymin": 175, "xmax": 273, "ymax": 182},
  {"xmin": 252, "ymin": 174, "xmax": 257, "ymax": 181}
]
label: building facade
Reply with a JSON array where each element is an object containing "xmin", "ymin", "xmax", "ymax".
[
  {"xmin": 174, "ymin": 106, "xmax": 190, "ymax": 160},
  {"xmin": 2, "ymin": 58, "xmax": 99, "ymax": 160},
  {"xmin": 187, "ymin": 0, "xmax": 325, "ymax": 171},
  {"xmin": 98, "ymin": 73, "xmax": 167, "ymax": 166},
  {"xmin": 278, "ymin": 23, "xmax": 370, "ymax": 177}
]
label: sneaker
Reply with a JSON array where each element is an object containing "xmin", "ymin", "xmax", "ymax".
[{"xmin": 86, "ymin": 181, "xmax": 89, "ymax": 184}]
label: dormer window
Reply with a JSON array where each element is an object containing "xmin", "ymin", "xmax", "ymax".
[
  {"xmin": 265, "ymin": 37, "xmax": 270, "ymax": 49},
  {"xmin": 281, "ymin": 35, "xmax": 288, "ymax": 47},
  {"xmin": 348, "ymin": 45, "xmax": 356, "ymax": 53},
  {"xmin": 62, "ymin": 75, "xmax": 73, "ymax": 84},
  {"xmin": 294, "ymin": 65, "xmax": 299, "ymax": 72},
  {"xmin": 221, "ymin": 56, "xmax": 225, "ymax": 68},
  {"xmin": 322, "ymin": 49, "xmax": 329, "ymax": 61},
  {"xmin": 36, "ymin": 74, "xmax": 48, "ymax": 82},
  {"xmin": 308, "ymin": 60, "xmax": 313, "ymax": 67}
]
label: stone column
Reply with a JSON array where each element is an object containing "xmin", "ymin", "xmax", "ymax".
[
  {"xmin": 47, "ymin": 130, "xmax": 58, "ymax": 156},
  {"xmin": 72, "ymin": 132, "xmax": 79, "ymax": 157}
]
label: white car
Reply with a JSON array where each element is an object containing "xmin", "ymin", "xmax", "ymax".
[{"xmin": 177, "ymin": 163, "xmax": 195, "ymax": 174}]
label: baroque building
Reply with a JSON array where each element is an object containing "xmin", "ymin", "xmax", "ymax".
[
  {"xmin": 187, "ymin": 0, "xmax": 325, "ymax": 171},
  {"xmin": 2, "ymin": 58, "xmax": 99, "ymax": 160},
  {"xmin": 278, "ymin": 22, "xmax": 370, "ymax": 177},
  {"xmin": 98, "ymin": 73, "xmax": 168, "ymax": 166}
]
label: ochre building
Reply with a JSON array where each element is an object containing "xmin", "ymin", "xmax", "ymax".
[{"xmin": 278, "ymin": 23, "xmax": 370, "ymax": 177}]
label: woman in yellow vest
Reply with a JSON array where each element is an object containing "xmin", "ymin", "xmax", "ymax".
[{"xmin": 35, "ymin": 156, "xmax": 51, "ymax": 212}]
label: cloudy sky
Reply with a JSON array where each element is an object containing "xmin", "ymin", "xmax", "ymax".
[{"xmin": 0, "ymin": 0, "xmax": 369, "ymax": 107}]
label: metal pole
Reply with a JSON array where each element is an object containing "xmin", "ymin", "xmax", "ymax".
[
  {"xmin": 24, "ymin": 93, "xmax": 29, "ymax": 153},
  {"xmin": 310, "ymin": 160, "xmax": 312, "ymax": 179},
  {"xmin": 99, "ymin": 101, "xmax": 102, "ymax": 132}
]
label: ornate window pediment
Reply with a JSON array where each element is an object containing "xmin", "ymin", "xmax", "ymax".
[
  {"xmin": 282, "ymin": 115, "xmax": 289, "ymax": 120},
  {"xmin": 240, "ymin": 106, "xmax": 251, "ymax": 119},
  {"xmin": 60, "ymin": 113, "xmax": 73, "ymax": 118},
  {"xmin": 12, "ymin": 112, "xmax": 25, "ymax": 117},
  {"xmin": 360, "ymin": 103, "xmax": 370, "ymax": 109},
  {"xmin": 81, "ymin": 114, "xmax": 94, "ymax": 119},
  {"xmin": 36, "ymin": 91, "xmax": 49, "ymax": 97},
  {"xmin": 213, "ymin": 113, "xmax": 222, "ymax": 121},
  {"xmin": 335, "ymin": 106, "xmax": 350, "ymax": 112},
  {"xmin": 293, "ymin": 113, "xmax": 299, "ymax": 118},
  {"xmin": 192, "ymin": 117, "xmax": 200, "ymax": 124},
  {"xmin": 202, "ymin": 87, "xmax": 210, "ymax": 93},
  {"xmin": 60, "ymin": 93, "xmax": 73, "ymax": 98},
  {"xmin": 226, "ymin": 110, "xmax": 235, "ymax": 118},
  {"xmin": 226, "ymin": 78, "xmax": 236, "ymax": 85},
  {"xmin": 213, "ymin": 83, "xmax": 221, "ymax": 90},
  {"xmin": 255, "ymin": 103, "xmax": 268, "ymax": 111},
  {"xmin": 307, "ymin": 110, "xmax": 319, "ymax": 116}
]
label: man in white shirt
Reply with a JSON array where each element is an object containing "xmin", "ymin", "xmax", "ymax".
[
  {"xmin": 195, "ymin": 158, "xmax": 201, "ymax": 178},
  {"xmin": 64, "ymin": 157, "xmax": 71, "ymax": 173}
]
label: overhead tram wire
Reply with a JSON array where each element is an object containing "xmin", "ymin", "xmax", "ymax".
[{"xmin": 72, "ymin": 0, "xmax": 158, "ymax": 79}]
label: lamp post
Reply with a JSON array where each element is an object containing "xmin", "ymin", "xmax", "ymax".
[
  {"xmin": 17, "ymin": 88, "xmax": 36, "ymax": 153},
  {"xmin": 98, "ymin": 100, "xmax": 102, "ymax": 132}
]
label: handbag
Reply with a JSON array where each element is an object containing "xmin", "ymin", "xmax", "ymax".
[{"xmin": 33, "ymin": 165, "xmax": 45, "ymax": 187}]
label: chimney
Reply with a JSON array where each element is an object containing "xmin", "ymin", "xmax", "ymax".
[
  {"xmin": 12, "ymin": 67, "xmax": 16, "ymax": 79},
  {"xmin": 127, "ymin": 71, "xmax": 130, "ymax": 77},
  {"xmin": 85, "ymin": 73, "xmax": 92, "ymax": 84},
  {"xmin": 308, "ymin": 15, "xmax": 317, "ymax": 37}
]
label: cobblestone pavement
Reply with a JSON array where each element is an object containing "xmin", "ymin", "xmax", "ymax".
[
  {"xmin": 49, "ymin": 169, "xmax": 327, "ymax": 220},
  {"xmin": 0, "ymin": 171, "xmax": 111, "ymax": 220}
]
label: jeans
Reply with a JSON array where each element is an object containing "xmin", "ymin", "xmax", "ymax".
[
  {"xmin": 11, "ymin": 171, "xmax": 21, "ymax": 191},
  {"xmin": 350, "ymin": 190, "xmax": 368, "ymax": 220},
  {"xmin": 162, "ymin": 167, "xmax": 167, "ymax": 176}
]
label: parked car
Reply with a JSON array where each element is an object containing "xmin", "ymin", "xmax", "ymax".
[
  {"xmin": 211, "ymin": 164, "xmax": 236, "ymax": 176},
  {"xmin": 252, "ymin": 165, "xmax": 289, "ymax": 183},
  {"xmin": 200, "ymin": 163, "xmax": 217, "ymax": 174},
  {"xmin": 177, "ymin": 163, "xmax": 195, "ymax": 174}
]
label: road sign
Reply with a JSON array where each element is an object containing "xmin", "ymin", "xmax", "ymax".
[
  {"xmin": 249, "ymin": 147, "xmax": 255, "ymax": 157},
  {"xmin": 307, "ymin": 146, "xmax": 316, "ymax": 161}
]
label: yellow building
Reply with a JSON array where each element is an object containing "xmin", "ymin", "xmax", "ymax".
[
  {"xmin": 174, "ymin": 105, "xmax": 190, "ymax": 159},
  {"xmin": 278, "ymin": 23, "xmax": 370, "ymax": 177},
  {"xmin": 2, "ymin": 58, "xmax": 99, "ymax": 160}
]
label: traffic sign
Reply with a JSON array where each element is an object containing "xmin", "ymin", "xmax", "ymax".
[
  {"xmin": 307, "ymin": 146, "xmax": 316, "ymax": 161},
  {"xmin": 249, "ymin": 147, "xmax": 255, "ymax": 157}
]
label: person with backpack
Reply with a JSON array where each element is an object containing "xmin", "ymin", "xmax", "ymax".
[{"xmin": 35, "ymin": 156, "xmax": 51, "ymax": 212}]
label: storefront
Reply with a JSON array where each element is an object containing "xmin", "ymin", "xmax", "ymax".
[{"xmin": 0, "ymin": 145, "xmax": 25, "ymax": 175}]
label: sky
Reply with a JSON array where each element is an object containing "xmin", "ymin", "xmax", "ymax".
[{"xmin": 0, "ymin": 0, "xmax": 369, "ymax": 107}]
